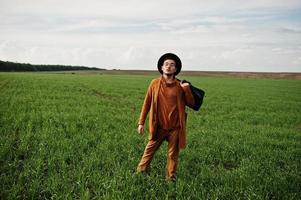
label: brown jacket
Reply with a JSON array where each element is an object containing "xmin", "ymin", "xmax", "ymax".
[{"xmin": 138, "ymin": 77, "xmax": 195, "ymax": 149}]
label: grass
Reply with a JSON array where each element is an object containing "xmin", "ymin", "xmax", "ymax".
[{"xmin": 0, "ymin": 72, "xmax": 300, "ymax": 199}]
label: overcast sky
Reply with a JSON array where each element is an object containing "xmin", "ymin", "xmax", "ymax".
[{"xmin": 1, "ymin": 0, "xmax": 301, "ymax": 72}]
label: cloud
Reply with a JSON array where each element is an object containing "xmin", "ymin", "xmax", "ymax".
[
  {"xmin": 2, "ymin": 0, "xmax": 301, "ymax": 18},
  {"xmin": 0, "ymin": 0, "xmax": 301, "ymax": 72}
]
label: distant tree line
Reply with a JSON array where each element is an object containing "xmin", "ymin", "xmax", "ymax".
[{"xmin": 0, "ymin": 60, "xmax": 105, "ymax": 71}]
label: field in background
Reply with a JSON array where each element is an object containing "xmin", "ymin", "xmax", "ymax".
[
  {"xmin": 0, "ymin": 72, "xmax": 300, "ymax": 199},
  {"xmin": 48, "ymin": 70, "xmax": 301, "ymax": 80}
]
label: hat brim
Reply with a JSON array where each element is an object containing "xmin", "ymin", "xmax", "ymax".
[{"xmin": 157, "ymin": 53, "xmax": 182, "ymax": 76}]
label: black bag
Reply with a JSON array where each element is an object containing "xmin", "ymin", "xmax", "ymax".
[{"xmin": 181, "ymin": 80, "xmax": 205, "ymax": 111}]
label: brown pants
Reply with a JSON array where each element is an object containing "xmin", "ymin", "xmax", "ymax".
[{"xmin": 137, "ymin": 128, "xmax": 179, "ymax": 179}]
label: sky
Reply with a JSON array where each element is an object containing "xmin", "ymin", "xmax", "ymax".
[{"xmin": 1, "ymin": 0, "xmax": 301, "ymax": 72}]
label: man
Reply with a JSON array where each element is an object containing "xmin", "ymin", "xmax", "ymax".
[{"xmin": 136, "ymin": 53, "xmax": 195, "ymax": 181}]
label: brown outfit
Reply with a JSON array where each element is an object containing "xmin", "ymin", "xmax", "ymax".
[{"xmin": 137, "ymin": 76, "xmax": 195, "ymax": 179}]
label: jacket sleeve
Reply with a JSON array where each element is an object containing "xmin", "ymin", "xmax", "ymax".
[
  {"xmin": 138, "ymin": 83, "xmax": 152, "ymax": 125},
  {"xmin": 182, "ymin": 85, "xmax": 195, "ymax": 108}
]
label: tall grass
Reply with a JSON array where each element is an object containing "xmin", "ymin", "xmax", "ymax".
[{"xmin": 0, "ymin": 72, "xmax": 300, "ymax": 199}]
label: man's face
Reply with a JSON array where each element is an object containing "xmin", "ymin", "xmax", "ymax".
[{"xmin": 161, "ymin": 59, "xmax": 177, "ymax": 76}]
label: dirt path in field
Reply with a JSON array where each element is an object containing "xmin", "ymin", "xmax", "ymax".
[
  {"xmin": 43, "ymin": 70, "xmax": 301, "ymax": 80},
  {"xmin": 90, "ymin": 70, "xmax": 301, "ymax": 80}
]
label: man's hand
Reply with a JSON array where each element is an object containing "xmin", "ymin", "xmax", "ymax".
[
  {"xmin": 180, "ymin": 81, "xmax": 189, "ymax": 88},
  {"xmin": 137, "ymin": 124, "xmax": 144, "ymax": 135}
]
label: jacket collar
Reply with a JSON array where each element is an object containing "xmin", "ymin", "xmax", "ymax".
[{"xmin": 160, "ymin": 76, "xmax": 179, "ymax": 87}]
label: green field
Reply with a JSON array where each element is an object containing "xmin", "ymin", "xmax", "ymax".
[{"xmin": 0, "ymin": 72, "xmax": 300, "ymax": 199}]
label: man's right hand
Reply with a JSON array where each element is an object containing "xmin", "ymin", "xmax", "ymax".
[{"xmin": 137, "ymin": 124, "xmax": 144, "ymax": 135}]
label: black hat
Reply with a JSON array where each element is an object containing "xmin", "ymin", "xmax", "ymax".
[{"xmin": 157, "ymin": 53, "xmax": 182, "ymax": 76}]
